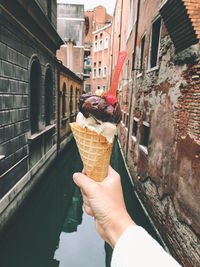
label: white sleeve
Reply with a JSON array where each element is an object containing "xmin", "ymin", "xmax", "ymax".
[{"xmin": 111, "ymin": 226, "xmax": 182, "ymax": 267}]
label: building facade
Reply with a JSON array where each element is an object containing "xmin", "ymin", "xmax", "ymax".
[
  {"xmin": 0, "ymin": 0, "xmax": 83, "ymax": 232},
  {"xmin": 56, "ymin": 2, "xmax": 85, "ymax": 80},
  {"xmin": 111, "ymin": 0, "xmax": 200, "ymax": 266},
  {"xmin": 57, "ymin": 63, "xmax": 83, "ymax": 150},
  {"xmin": 84, "ymin": 6, "xmax": 112, "ymax": 93}
]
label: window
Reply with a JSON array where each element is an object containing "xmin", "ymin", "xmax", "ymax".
[
  {"xmin": 132, "ymin": 118, "xmax": 138, "ymax": 137},
  {"xmin": 30, "ymin": 58, "xmax": 41, "ymax": 134},
  {"xmin": 62, "ymin": 83, "xmax": 66, "ymax": 118},
  {"xmin": 127, "ymin": 0, "xmax": 134, "ymax": 39},
  {"xmin": 44, "ymin": 67, "xmax": 53, "ymax": 125},
  {"xmin": 85, "ymin": 84, "xmax": 91, "ymax": 92},
  {"xmin": 103, "ymin": 85, "xmax": 106, "ymax": 91},
  {"xmin": 47, "ymin": 0, "xmax": 51, "ymax": 21},
  {"xmin": 149, "ymin": 17, "xmax": 161, "ymax": 69},
  {"xmin": 98, "ymin": 67, "xmax": 101, "ymax": 78},
  {"xmin": 70, "ymin": 85, "xmax": 73, "ymax": 122},
  {"xmin": 93, "ymin": 68, "xmax": 96, "ymax": 78},
  {"xmin": 122, "ymin": 111, "xmax": 125, "ymax": 124},
  {"xmin": 95, "ymin": 35, "xmax": 98, "ymax": 41},
  {"xmin": 126, "ymin": 113, "xmax": 129, "ymax": 128},
  {"xmin": 103, "ymin": 66, "xmax": 107, "ymax": 77},
  {"xmin": 125, "ymin": 60, "xmax": 129, "ymax": 80},
  {"xmin": 97, "ymin": 85, "xmax": 101, "ymax": 90},
  {"xmin": 104, "ymin": 37, "xmax": 108, "ymax": 49},
  {"xmin": 98, "ymin": 61, "xmax": 101, "ymax": 78},
  {"xmin": 99, "ymin": 39, "xmax": 103, "ymax": 50},
  {"xmin": 86, "ymin": 57, "xmax": 92, "ymax": 66},
  {"xmin": 139, "ymin": 35, "xmax": 146, "ymax": 73},
  {"xmin": 132, "ymin": 51, "xmax": 135, "ymax": 71},
  {"xmin": 76, "ymin": 87, "xmax": 78, "ymax": 113},
  {"xmin": 140, "ymin": 122, "xmax": 150, "ymax": 147},
  {"xmin": 94, "ymin": 41, "xmax": 98, "ymax": 52}
]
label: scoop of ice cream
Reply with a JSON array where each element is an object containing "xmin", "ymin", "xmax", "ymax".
[
  {"xmin": 76, "ymin": 112, "xmax": 116, "ymax": 143},
  {"xmin": 78, "ymin": 92, "xmax": 122, "ymax": 124}
]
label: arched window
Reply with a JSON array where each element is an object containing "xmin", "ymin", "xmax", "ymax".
[
  {"xmin": 75, "ymin": 87, "xmax": 78, "ymax": 113},
  {"xmin": 44, "ymin": 66, "xmax": 53, "ymax": 126},
  {"xmin": 30, "ymin": 58, "xmax": 41, "ymax": 134},
  {"xmin": 70, "ymin": 85, "xmax": 73, "ymax": 122},
  {"xmin": 62, "ymin": 83, "xmax": 66, "ymax": 118}
]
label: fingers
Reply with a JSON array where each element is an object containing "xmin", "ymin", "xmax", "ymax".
[
  {"xmin": 82, "ymin": 168, "xmax": 87, "ymax": 175},
  {"xmin": 73, "ymin": 172, "xmax": 95, "ymax": 191},
  {"xmin": 83, "ymin": 203, "xmax": 94, "ymax": 216}
]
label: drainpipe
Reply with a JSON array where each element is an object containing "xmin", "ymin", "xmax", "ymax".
[
  {"xmin": 119, "ymin": 0, "xmax": 124, "ymax": 52},
  {"xmin": 126, "ymin": 0, "xmax": 141, "ymax": 159},
  {"xmin": 57, "ymin": 60, "xmax": 61, "ymax": 152}
]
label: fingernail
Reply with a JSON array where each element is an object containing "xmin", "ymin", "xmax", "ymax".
[{"xmin": 73, "ymin": 173, "xmax": 79, "ymax": 180}]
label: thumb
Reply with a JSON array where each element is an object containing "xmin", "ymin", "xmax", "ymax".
[{"xmin": 73, "ymin": 172, "xmax": 94, "ymax": 191}]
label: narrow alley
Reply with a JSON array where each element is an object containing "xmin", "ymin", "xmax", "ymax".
[{"xmin": 0, "ymin": 0, "xmax": 200, "ymax": 267}]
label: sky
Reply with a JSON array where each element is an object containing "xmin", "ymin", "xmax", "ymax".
[{"xmin": 57, "ymin": 0, "xmax": 116, "ymax": 16}]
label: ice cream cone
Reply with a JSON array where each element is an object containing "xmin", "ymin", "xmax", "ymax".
[{"xmin": 70, "ymin": 122, "xmax": 113, "ymax": 182}]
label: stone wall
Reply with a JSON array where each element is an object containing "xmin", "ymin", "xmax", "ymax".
[
  {"xmin": 0, "ymin": 2, "xmax": 62, "ymax": 231},
  {"xmin": 112, "ymin": 0, "xmax": 200, "ymax": 266}
]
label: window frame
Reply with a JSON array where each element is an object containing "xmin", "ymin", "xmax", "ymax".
[
  {"xmin": 103, "ymin": 66, "xmax": 107, "ymax": 78},
  {"xmin": 139, "ymin": 34, "xmax": 146, "ymax": 73},
  {"xmin": 94, "ymin": 41, "xmax": 98, "ymax": 52},
  {"xmin": 104, "ymin": 37, "xmax": 109, "ymax": 49},
  {"xmin": 139, "ymin": 121, "xmax": 150, "ymax": 154},
  {"xmin": 99, "ymin": 39, "xmax": 103, "ymax": 51},
  {"xmin": 148, "ymin": 16, "xmax": 162, "ymax": 71},
  {"xmin": 93, "ymin": 68, "xmax": 97, "ymax": 79}
]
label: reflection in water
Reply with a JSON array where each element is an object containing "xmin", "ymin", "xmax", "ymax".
[
  {"xmin": 54, "ymin": 212, "xmax": 105, "ymax": 267},
  {"xmin": 0, "ymin": 140, "xmax": 104, "ymax": 267},
  {"xmin": 105, "ymin": 138, "xmax": 164, "ymax": 266},
  {"xmin": 54, "ymin": 183, "xmax": 105, "ymax": 267},
  {"xmin": 62, "ymin": 186, "xmax": 83, "ymax": 233},
  {"xmin": 0, "ymin": 138, "xmax": 163, "ymax": 267}
]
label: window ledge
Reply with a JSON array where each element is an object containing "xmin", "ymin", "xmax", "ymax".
[
  {"xmin": 0, "ymin": 155, "xmax": 5, "ymax": 160},
  {"xmin": 62, "ymin": 117, "xmax": 69, "ymax": 123},
  {"xmin": 146, "ymin": 66, "xmax": 159, "ymax": 73},
  {"xmin": 137, "ymin": 73, "xmax": 143, "ymax": 78},
  {"xmin": 28, "ymin": 124, "xmax": 56, "ymax": 142},
  {"xmin": 132, "ymin": 136, "xmax": 137, "ymax": 143},
  {"xmin": 139, "ymin": 144, "xmax": 148, "ymax": 155}
]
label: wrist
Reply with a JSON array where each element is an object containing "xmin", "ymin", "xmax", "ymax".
[{"xmin": 106, "ymin": 210, "xmax": 136, "ymax": 248}]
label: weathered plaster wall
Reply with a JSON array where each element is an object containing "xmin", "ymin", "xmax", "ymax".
[
  {"xmin": 127, "ymin": 26, "xmax": 200, "ymax": 267},
  {"xmin": 112, "ymin": 0, "xmax": 200, "ymax": 266}
]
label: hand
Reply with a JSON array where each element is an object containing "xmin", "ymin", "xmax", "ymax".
[{"xmin": 73, "ymin": 166, "xmax": 135, "ymax": 248}]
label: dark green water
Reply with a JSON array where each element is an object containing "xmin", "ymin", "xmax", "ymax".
[{"xmin": 0, "ymin": 138, "xmax": 162, "ymax": 267}]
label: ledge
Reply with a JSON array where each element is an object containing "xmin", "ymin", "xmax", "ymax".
[
  {"xmin": 132, "ymin": 136, "xmax": 137, "ymax": 143},
  {"xmin": 28, "ymin": 124, "xmax": 56, "ymax": 142},
  {"xmin": 139, "ymin": 144, "xmax": 148, "ymax": 155},
  {"xmin": 146, "ymin": 66, "xmax": 159, "ymax": 73},
  {"xmin": 0, "ymin": 155, "xmax": 5, "ymax": 161},
  {"xmin": 62, "ymin": 117, "xmax": 69, "ymax": 123}
]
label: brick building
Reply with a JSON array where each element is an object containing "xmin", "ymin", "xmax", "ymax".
[
  {"xmin": 57, "ymin": 63, "xmax": 83, "ymax": 150},
  {"xmin": 111, "ymin": 0, "xmax": 200, "ymax": 266},
  {"xmin": 56, "ymin": 2, "xmax": 85, "ymax": 80},
  {"xmin": 84, "ymin": 6, "xmax": 112, "ymax": 93}
]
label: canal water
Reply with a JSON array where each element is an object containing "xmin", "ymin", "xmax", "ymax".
[{"xmin": 0, "ymin": 138, "xmax": 162, "ymax": 267}]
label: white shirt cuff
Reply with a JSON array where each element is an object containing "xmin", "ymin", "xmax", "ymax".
[{"xmin": 111, "ymin": 226, "xmax": 181, "ymax": 267}]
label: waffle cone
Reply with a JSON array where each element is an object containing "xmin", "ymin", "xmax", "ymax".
[{"xmin": 70, "ymin": 122, "xmax": 113, "ymax": 182}]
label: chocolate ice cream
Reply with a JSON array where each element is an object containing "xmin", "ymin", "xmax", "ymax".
[{"xmin": 78, "ymin": 92, "xmax": 122, "ymax": 124}]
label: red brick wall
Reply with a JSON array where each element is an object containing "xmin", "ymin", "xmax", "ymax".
[{"xmin": 112, "ymin": 0, "xmax": 200, "ymax": 266}]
